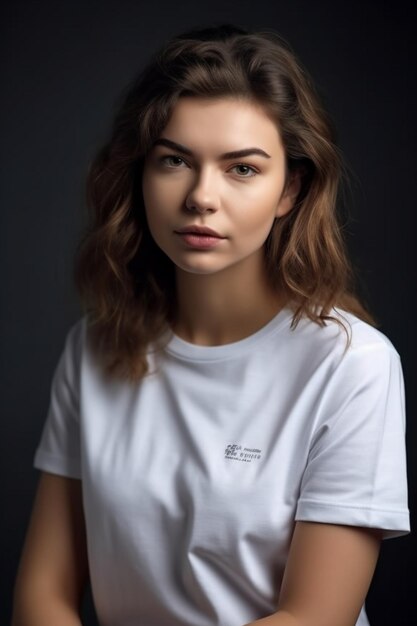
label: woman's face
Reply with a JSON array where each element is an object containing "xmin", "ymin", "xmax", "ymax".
[{"xmin": 142, "ymin": 97, "xmax": 297, "ymax": 277}]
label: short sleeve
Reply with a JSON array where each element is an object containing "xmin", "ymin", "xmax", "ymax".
[
  {"xmin": 296, "ymin": 342, "xmax": 410, "ymax": 539},
  {"xmin": 33, "ymin": 320, "xmax": 85, "ymax": 479}
]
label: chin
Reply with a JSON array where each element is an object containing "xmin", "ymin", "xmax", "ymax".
[
  {"xmin": 172, "ymin": 258, "xmax": 227, "ymax": 276},
  {"xmin": 176, "ymin": 264, "xmax": 223, "ymax": 276}
]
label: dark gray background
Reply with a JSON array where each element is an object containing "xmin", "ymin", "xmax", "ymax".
[{"xmin": 1, "ymin": 0, "xmax": 415, "ymax": 624}]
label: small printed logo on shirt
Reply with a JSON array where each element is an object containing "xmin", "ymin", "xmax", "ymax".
[{"xmin": 224, "ymin": 444, "xmax": 262, "ymax": 463}]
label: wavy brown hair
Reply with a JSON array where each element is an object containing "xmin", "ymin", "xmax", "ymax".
[{"xmin": 74, "ymin": 23, "xmax": 374, "ymax": 381}]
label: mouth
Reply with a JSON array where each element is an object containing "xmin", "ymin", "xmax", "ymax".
[
  {"xmin": 174, "ymin": 228, "xmax": 226, "ymax": 250},
  {"xmin": 174, "ymin": 225, "xmax": 225, "ymax": 238}
]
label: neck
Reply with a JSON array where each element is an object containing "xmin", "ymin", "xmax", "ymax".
[{"xmin": 172, "ymin": 253, "xmax": 286, "ymax": 346}]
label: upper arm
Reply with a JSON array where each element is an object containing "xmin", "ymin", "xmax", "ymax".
[
  {"xmin": 296, "ymin": 344, "xmax": 409, "ymax": 538},
  {"xmin": 13, "ymin": 471, "xmax": 89, "ymax": 609},
  {"xmin": 277, "ymin": 521, "xmax": 382, "ymax": 626}
]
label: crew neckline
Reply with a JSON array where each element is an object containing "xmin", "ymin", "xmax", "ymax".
[{"xmin": 164, "ymin": 306, "xmax": 293, "ymax": 362}]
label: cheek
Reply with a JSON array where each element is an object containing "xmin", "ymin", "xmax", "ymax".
[
  {"xmin": 142, "ymin": 183, "xmax": 165, "ymax": 231},
  {"xmin": 236, "ymin": 186, "xmax": 281, "ymax": 232},
  {"xmin": 240, "ymin": 215, "xmax": 276, "ymax": 247},
  {"xmin": 142, "ymin": 174, "xmax": 185, "ymax": 218},
  {"xmin": 141, "ymin": 168, "xmax": 152, "ymax": 213},
  {"xmin": 142, "ymin": 181, "xmax": 163, "ymax": 243}
]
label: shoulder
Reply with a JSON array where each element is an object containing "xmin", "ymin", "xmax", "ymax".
[
  {"xmin": 305, "ymin": 310, "xmax": 405, "ymax": 416},
  {"xmin": 60, "ymin": 316, "xmax": 89, "ymax": 360},
  {"xmin": 52, "ymin": 316, "xmax": 90, "ymax": 381},
  {"xmin": 292, "ymin": 307, "xmax": 400, "ymax": 361},
  {"xmin": 281, "ymin": 307, "xmax": 403, "ymax": 396},
  {"xmin": 330, "ymin": 309, "xmax": 402, "ymax": 377},
  {"xmin": 66, "ymin": 315, "xmax": 88, "ymax": 344},
  {"xmin": 333, "ymin": 308, "xmax": 398, "ymax": 353}
]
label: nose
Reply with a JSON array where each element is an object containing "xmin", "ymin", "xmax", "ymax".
[{"xmin": 184, "ymin": 170, "xmax": 219, "ymax": 214}]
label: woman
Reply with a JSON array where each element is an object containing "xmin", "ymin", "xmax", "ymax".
[{"xmin": 12, "ymin": 23, "xmax": 409, "ymax": 626}]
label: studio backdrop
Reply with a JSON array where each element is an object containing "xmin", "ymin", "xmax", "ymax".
[{"xmin": 1, "ymin": 1, "xmax": 415, "ymax": 625}]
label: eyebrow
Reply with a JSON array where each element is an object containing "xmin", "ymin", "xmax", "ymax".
[{"xmin": 152, "ymin": 138, "xmax": 271, "ymax": 160}]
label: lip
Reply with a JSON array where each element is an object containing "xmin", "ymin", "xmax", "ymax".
[
  {"xmin": 174, "ymin": 225, "xmax": 225, "ymax": 238},
  {"xmin": 174, "ymin": 224, "xmax": 226, "ymax": 250}
]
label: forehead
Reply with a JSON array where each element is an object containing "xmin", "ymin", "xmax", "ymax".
[{"xmin": 159, "ymin": 97, "xmax": 283, "ymax": 154}]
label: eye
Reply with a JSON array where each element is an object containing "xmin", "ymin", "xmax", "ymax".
[
  {"xmin": 230, "ymin": 164, "xmax": 258, "ymax": 178},
  {"xmin": 159, "ymin": 155, "xmax": 188, "ymax": 168}
]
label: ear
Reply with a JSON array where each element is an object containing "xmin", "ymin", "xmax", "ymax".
[{"xmin": 275, "ymin": 170, "xmax": 302, "ymax": 218}]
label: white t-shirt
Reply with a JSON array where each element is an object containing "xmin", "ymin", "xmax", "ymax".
[{"xmin": 34, "ymin": 307, "xmax": 410, "ymax": 626}]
